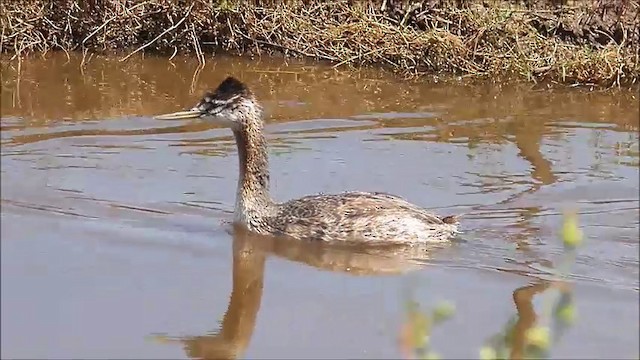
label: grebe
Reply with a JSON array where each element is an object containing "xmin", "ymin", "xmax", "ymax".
[{"xmin": 156, "ymin": 77, "xmax": 459, "ymax": 243}]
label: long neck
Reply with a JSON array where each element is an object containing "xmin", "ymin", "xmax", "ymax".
[{"xmin": 232, "ymin": 122, "xmax": 275, "ymax": 223}]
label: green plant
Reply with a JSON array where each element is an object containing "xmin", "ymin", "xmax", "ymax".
[{"xmin": 400, "ymin": 211, "xmax": 584, "ymax": 359}]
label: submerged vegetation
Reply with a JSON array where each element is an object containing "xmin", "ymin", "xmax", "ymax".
[
  {"xmin": 1, "ymin": 0, "xmax": 638, "ymax": 87},
  {"xmin": 399, "ymin": 211, "xmax": 585, "ymax": 359}
]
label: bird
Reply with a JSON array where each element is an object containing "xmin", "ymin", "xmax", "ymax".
[{"xmin": 155, "ymin": 76, "xmax": 459, "ymax": 244}]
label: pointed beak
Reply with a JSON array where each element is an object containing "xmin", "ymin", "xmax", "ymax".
[{"xmin": 154, "ymin": 109, "xmax": 203, "ymax": 120}]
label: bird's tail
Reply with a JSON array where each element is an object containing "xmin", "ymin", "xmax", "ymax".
[
  {"xmin": 440, "ymin": 210, "xmax": 473, "ymax": 225},
  {"xmin": 441, "ymin": 215, "xmax": 459, "ymax": 224}
]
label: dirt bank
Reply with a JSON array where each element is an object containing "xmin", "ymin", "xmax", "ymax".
[{"xmin": 1, "ymin": 0, "xmax": 638, "ymax": 87}]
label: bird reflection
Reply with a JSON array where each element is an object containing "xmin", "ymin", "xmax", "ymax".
[
  {"xmin": 153, "ymin": 225, "xmax": 573, "ymax": 360},
  {"xmin": 178, "ymin": 227, "xmax": 267, "ymax": 360},
  {"xmin": 153, "ymin": 224, "xmax": 442, "ymax": 359}
]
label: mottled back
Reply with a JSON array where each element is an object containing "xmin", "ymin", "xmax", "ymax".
[{"xmin": 266, "ymin": 192, "xmax": 459, "ymax": 243}]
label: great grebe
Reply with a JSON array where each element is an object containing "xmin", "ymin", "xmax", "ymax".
[{"xmin": 156, "ymin": 77, "xmax": 459, "ymax": 243}]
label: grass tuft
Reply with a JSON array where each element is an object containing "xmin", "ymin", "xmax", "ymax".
[{"xmin": 1, "ymin": 0, "xmax": 638, "ymax": 87}]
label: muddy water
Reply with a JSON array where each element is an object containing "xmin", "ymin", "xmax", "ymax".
[{"xmin": 1, "ymin": 53, "xmax": 638, "ymax": 359}]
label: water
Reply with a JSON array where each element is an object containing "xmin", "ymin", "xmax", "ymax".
[{"xmin": 1, "ymin": 53, "xmax": 638, "ymax": 359}]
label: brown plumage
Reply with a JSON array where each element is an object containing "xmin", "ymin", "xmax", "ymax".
[{"xmin": 155, "ymin": 77, "xmax": 459, "ymax": 244}]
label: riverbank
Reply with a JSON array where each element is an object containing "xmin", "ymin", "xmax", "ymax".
[{"xmin": 1, "ymin": 0, "xmax": 638, "ymax": 87}]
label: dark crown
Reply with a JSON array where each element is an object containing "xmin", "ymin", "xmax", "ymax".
[
  {"xmin": 212, "ymin": 76, "xmax": 251, "ymax": 100},
  {"xmin": 195, "ymin": 76, "xmax": 252, "ymax": 114}
]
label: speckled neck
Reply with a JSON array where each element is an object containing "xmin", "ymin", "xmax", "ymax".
[{"xmin": 232, "ymin": 123, "xmax": 276, "ymax": 224}]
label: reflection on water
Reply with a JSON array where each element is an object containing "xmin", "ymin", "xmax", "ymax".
[
  {"xmin": 163, "ymin": 227, "xmax": 268, "ymax": 360},
  {"xmin": 400, "ymin": 279, "xmax": 566, "ymax": 360},
  {"xmin": 484, "ymin": 281, "xmax": 556, "ymax": 360},
  {"xmin": 509, "ymin": 282, "xmax": 553, "ymax": 359},
  {"xmin": 154, "ymin": 225, "xmax": 440, "ymax": 359},
  {"xmin": 161, "ymin": 225, "xmax": 574, "ymax": 360},
  {"xmin": 1, "ymin": 53, "xmax": 638, "ymax": 358}
]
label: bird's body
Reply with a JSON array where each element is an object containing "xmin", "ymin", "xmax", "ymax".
[
  {"xmin": 156, "ymin": 77, "xmax": 459, "ymax": 244},
  {"xmin": 256, "ymin": 191, "xmax": 457, "ymax": 243}
]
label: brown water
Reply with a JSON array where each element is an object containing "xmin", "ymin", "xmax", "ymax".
[{"xmin": 1, "ymin": 53, "xmax": 639, "ymax": 359}]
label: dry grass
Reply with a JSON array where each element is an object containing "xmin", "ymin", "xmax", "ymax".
[{"xmin": 1, "ymin": 0, "xmax": 638, "ymax": 87}]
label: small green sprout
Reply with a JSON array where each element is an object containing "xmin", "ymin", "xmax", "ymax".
[
  {"xmin": 400, "ymin": 211, "xmax": 593, "ymax": 359},
  {"xmin": 554, "ymin": 291, "xmax": 577, "ymax": 325},
  {"xmin": 561, "ymin": 212, "xmax": 583, "ymax": 249},
  {"xmin": 424, "ymin": 351, "xmax": 441, "ymax": 360},
  {"xmin": 479, "ymin": 346, "xmax": 498, "ymax": 360},
  {"xmin": 432, "ymin": 301, "xmax": 456, "ymax": 323},
  {"xmin": 525, "ymin": 326, "xmax": 551, "ymax": 350},
  {"xmin": 556, "ymin": 303, "xmax": 576, "ymax": 325}
]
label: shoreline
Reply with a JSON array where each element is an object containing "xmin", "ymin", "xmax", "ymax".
[{"xmin": 2, "ymin": 0, "xmax": 638, "ymax": 88}]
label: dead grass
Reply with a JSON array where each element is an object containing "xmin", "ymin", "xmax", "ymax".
[{"xmin": 1, "ymin": 0, "xmax": 638, "ymax": 87}]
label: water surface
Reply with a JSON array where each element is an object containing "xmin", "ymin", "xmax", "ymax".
[{"xmin": 1, "ymin": 53, "xmax": 639, "ymax": 359}]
